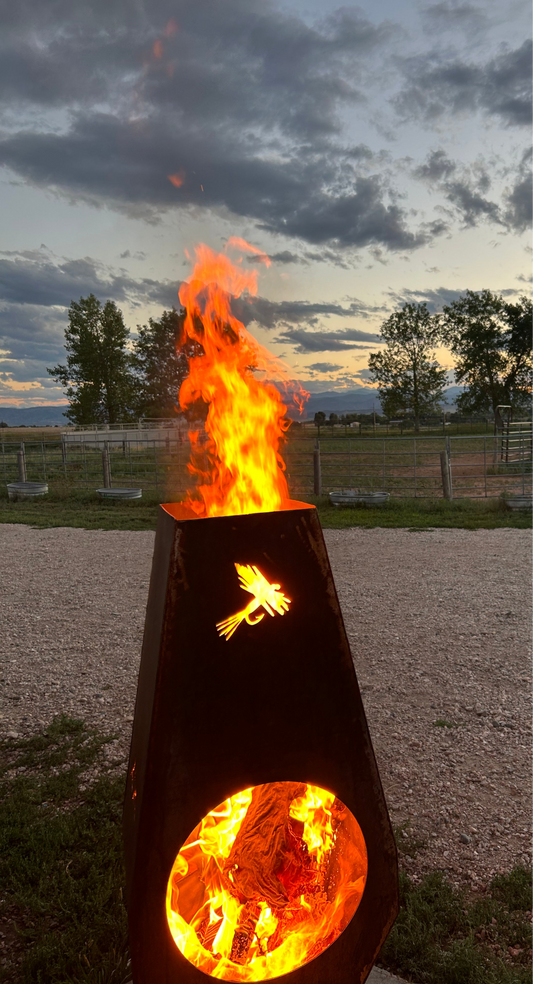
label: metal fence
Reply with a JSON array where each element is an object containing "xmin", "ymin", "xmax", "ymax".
[{"xmin": 1, "ymin": 431, "xmax": 531, "ymax": 499}]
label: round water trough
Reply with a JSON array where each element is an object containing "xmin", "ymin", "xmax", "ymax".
[
  {"xmin": 96, "ymin": 487, "xmax": 142, "ymax": 500},
  {"xmin": 7, "ymin": 481, "xmax": 48, "ymax": 501},
  {"xmin": 329, "ymin": 489, "xmax": 390, "ymax": 507},
  {"xmin": 504, "ymin": 494, "xmax": 532, "ymax": 510}
]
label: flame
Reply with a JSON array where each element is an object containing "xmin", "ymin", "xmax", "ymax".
[
  {"xmin": 168, "ymin": 170, "xmax": 186, "ymax": 188},
  {"xmin": 178, "ymin": 241, "xmax": 306, "ymax": 517},
  {"xmin": 153, "ymin": 38, "xmax": 164, "ymax": 59},
  {"xmin": 166, "ymin": 782, "xmax": 367, "ymax": 981},
  {"xmin": 216, "ymin": 563, "xmax": 291, "ymax": 641}
]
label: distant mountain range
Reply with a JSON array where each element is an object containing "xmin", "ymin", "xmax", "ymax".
[
  {"xmin": 0, "ymin": 387, "xmax": 463, "ymax": 426},
  {"xmin": 299, "ymin": 386, "xmax": 462, "ymax": 419},
  {"xmin": 0, "ymin": 405, "xmax": 69, "ymax": 426}
]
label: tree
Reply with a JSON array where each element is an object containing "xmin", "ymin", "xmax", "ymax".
[
  {"xmin": 314, "ymin": 411, "xmax": 326, "ymax": 435},
  {"xmin": 131, "ymin": 308, "xmax": 196, "ymax": 419},
  {"xmin": 48, "ymin": 294, "xmax": 134, "ymax": 425},
  {"xmin": 441, "ymin": 290, "xmax": 532, "ymax": 425},
  {"xmin": 368, "ymin": 303, "xmax": 447, "ymax": 433}
]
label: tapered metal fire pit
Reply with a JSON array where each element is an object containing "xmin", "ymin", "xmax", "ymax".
[{"xmin": 124, "ymin": 499, "xmax": 398, "ymax": 984}]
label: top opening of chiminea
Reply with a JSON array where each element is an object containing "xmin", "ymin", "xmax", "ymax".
[
  {"xmin": 162, "ymin": 500, "xmax": 315, "ymax": 522},
  {"xmin": 175, "ymin": 239, "xmax": 308, "ymax": 520}
]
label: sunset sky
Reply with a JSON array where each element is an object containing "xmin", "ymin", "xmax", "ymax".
[{"xmin": 0, "ymin": 0, "xmax": 530, "ymax": 407}]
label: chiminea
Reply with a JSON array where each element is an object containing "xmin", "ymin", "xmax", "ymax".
[{"xmin": 124, "ymin": 500, "xmax": 398, "ymax": 984}]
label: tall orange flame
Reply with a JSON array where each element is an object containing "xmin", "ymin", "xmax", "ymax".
[
  {"xmin": 166, "ymin": 782, "xmax": 367, "ymax": 981},
  {"xmin": 178, "ymin": 242, "xmax": 304, "ymax": 517}
]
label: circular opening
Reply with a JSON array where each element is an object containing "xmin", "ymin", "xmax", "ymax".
[{"xmin": 166, "ymin": 781, "xmax": 367, "ymax": 981}]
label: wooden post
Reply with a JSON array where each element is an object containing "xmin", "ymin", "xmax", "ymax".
[
  {"xmin": 102, "ymin": 443, "xmax": 111, "ymax": 488},
  {"xmin": 17, "ymin": 445, "xmax": 26, "ymax": 482},
  {"xmin": 313, "ymin": 439, "xmax": 322, "ymax": 496},
  {"xmin": 440, "ymin": 448, "xmax": 452, "ymax": 500}
]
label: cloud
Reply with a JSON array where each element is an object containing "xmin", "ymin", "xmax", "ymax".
[
  {"xmin": 414, "ymin": 149, "xmax": 457, "ymax": 183},
  {"xmin": 394, "ymin": 40, "xmax": 532, "ymax": 128},
  {"xmin": 274, "ymin": 328, "xmax": 381, "ymax": 353},
  {"xmin": 237, "ymin": 295, "xmax": 384, "ymax": 330},
  {"xmin": 415, "ymin": 150, "xmax": 511, "ymax": 230},
  {"xmin": 306, "ymin": 362, "xmax": 343, "ymax": 373},
  {"xmin": 420, "ymin": 1, "xmax": 489, "ymax": 34},
  {"xmin": 506, "ymin": 171, "xmax": 533, "ymax": 232},
  {"xmin": 0, "ymin": 0, "xmax": 435, "ymax": 254},
  {"xmin": 0, "ymin": 249, "xmax": 179, "ymax": 309},
  {"xmin": 385, "ymin": 287, "xmax": 467, "ymax": 313}
]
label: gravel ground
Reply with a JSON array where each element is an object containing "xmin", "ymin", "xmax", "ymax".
[{"xmin": 1, "ymin": 523, "xmax": 531, "ymax": 889}]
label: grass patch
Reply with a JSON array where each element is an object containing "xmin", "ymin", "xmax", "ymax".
[
  {"xmin": 309, "ymin": 496, "xmax": 532, "ymax": 530},
  {"xmin": 380, "ymin": 868, "xmax": 532, "ymax": 983},
  {"xmin": 433, "ymin": 719, "xmax": 458, "ymax": 729},
  {"xmin": 0, "ymin": 487, "xmax": 530, "ymax": 532},
  {"xmin": 0, "ymin": 717, "xmax": 130, "ymax": 983},
  {"xmin": 0, "ymin": 486, "xmax": 161, "ymax": 532}
]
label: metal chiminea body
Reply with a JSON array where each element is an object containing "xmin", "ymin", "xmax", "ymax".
[{"xmin": 124, "ymin": 500, "xmax": 398, "ymax": 984}]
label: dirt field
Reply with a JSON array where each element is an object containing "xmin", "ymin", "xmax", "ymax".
[
  {"xmin": 0, "ymin": 522, "xmax": 530, "ymax": 889},
  {"xmin": 0, "ymin": 426, "xmax": 65, "ymax": 442}
]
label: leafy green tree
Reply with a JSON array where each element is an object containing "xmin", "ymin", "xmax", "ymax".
[
  {"xmin": 441, "ymin": 291, "xmax": 532, "ymax": 425},
  {"xmin": 131, "ymin": 308, "xmax": 202, "ymax": 419},
  {"xmin": 48, "ymin": 295, "xmax": 134, "ymax": 425},
  {"xmin": 368, "ymin": 303, "xmax": 447, "ymax": 433}
]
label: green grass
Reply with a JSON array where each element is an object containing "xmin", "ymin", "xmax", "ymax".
[
  {"xmin": 0, "ymin": 487, "xmax": 530, "ymax": 531},
  {"xmin": 380, "ymin": 869, "xmax": 532, "ymax": 984},
  {"xmin": 308, "ymin": 495, "xmax": 532, "ymax": 530},
  {"xmin": 0, "ymin": 717, "xmax": 130, "ymax": 983},
  {"xmin": 0, "ymin": 487, "xmax": 161, "ymax": 532},
  {"xmin": 0, "ymin": 720, "xmax": 530, "ymax": 984}
]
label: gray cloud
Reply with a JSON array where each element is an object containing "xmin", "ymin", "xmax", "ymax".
[
  {"xmin": 414, "ymin": 149, "xmax": 457, "ymax": 183},
  {"xmin": 306, "ymin": 362, "xmax": 343, "ymax": 373},
  {"xmin": 395, "ymin": 40, "xmax": 532, "ymax": 128},
  {"xmin": 0, "ymin": 0, "xmax": 433, "ymax": 253},
  {"xmin": 237, "ymin": 295, "xmax": 383, "ymax": 330},
  {"xmin": 415, "ymin": 151, "xmax": 499, "ymax": 230},
  {"xmin": 385, "ymin": 286, "xmax": 467, "ymax": 313},
  {"xmin": 274, "ymin": 328, "xmax": 381, "ymax": 353},
  {"xmin": 504, "ymin": 174, "xmax": 532, "ymax": 233},
  {"xmin": 0, "ymin": 249, "xmax": 179, "ymax": 309},
  {"xmin": 420, "ymin": 1, "xmax": 489, "ymax": 34},
  {"xmin": 442, "ymin": 179, "xmax": 501, "ymax": 226}
]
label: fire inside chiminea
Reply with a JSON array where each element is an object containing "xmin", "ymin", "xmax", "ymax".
[{"xmin": 124, "ymin": 240, "xmax": 398, "ymax": 984}]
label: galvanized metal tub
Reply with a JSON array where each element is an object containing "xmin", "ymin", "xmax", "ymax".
[
  {"xmin": 329, "ymin": 489, "xmax": 390, "ymax": 507},
  {"xmin": 504, "ymin": 494, "xmax": 533, "ymax": 510},
  {"xmin": 96, "ymin": 487, "xmax": 143, "ymax": 500},
  {"xmin": 7, "ymin": 481, "xmax": 48, "ymax": 501}
]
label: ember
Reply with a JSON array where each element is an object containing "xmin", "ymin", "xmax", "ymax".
[{"xmin": 166, "ymin": 782, "xmax": 367, "ymax": 981}]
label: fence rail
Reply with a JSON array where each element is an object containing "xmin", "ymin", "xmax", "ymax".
[{"xmin": 1, "ymin": 432, "xmax": 531, "ymax": 499}]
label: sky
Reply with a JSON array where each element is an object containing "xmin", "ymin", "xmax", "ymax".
[{"xmin": 0, "ymin": 0, "xmax": 530, "ymax": 407}]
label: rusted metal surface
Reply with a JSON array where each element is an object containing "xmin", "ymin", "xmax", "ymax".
[{"xmin": 124, "ymin": 500, "xmax": 398, "ymax": 984}]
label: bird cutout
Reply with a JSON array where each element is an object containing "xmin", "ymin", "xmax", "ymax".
[{"xmin": 216, "ymin": 563, "xmax": 291, "ymax": 641}]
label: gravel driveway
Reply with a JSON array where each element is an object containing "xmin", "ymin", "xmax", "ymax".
[{"xmin": 1, "ymin": 522, "xmax": 530, "ymax": 889}]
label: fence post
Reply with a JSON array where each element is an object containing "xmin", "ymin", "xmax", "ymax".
[
  {"xmin": 17, "ymin": 443, "xmax": 26, "ymax": 482},
  {"xmin": 313, "ymin": 440, "xmax": 322, "ymax": 496},
  {"xmin": 440, "ymin": 446, "xmax": 452, "ymax": 500},
  {"xmin": 102, "ymin": 442, "xmax": 111, "ymax": 488}
]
